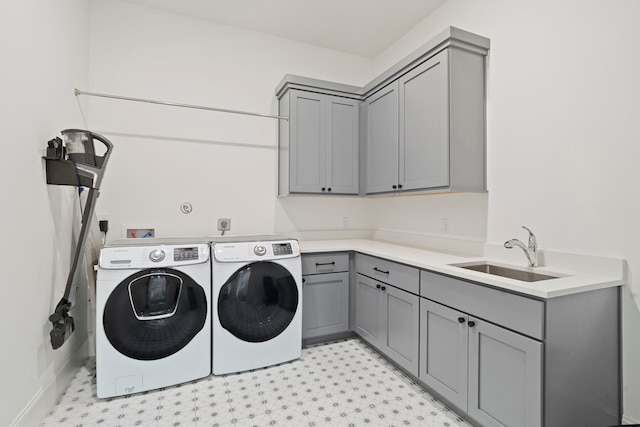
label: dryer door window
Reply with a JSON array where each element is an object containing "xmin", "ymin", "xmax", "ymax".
[
  {"xmin": 103, "ymin": 268, "xmax": 208, "ymax": 360},
  {"xmin": 218, "ymin": 261, "xmax": 299, "ymax": 343}
]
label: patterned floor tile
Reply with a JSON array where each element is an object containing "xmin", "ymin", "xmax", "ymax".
[{"xmin": 43, "ymin": 338, "xmax": 471, "ymax": 427}]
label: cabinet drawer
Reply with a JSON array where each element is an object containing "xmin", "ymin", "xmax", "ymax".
[
  {"xmin": 420, "ymin": 270, "xmax": 544, "ymax": 340},
  {"xmin": 355, "ymin": 253, "xmax": 419, "ymax": 295},
  {"xmin": 302, "ymin": 252, "xmax": 349, "ymax": 274}
]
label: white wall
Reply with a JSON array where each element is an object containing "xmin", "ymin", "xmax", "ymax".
[
  {"xmin": 88, "ymin": 0, "xmax": 374, "ymax": 241},
  {"xmin": 373, "ymin": 0, "xmax": 640, "ymax": 421},
  {"xmin": 0, "ymin": 1, "xmax": 91, "ymax": 425},
  {"xmin": 14, "ymin": 0, "xmax": 633, "ymax": 424}
]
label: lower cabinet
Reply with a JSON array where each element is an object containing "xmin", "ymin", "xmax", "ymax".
[
  {"xmin": 301, "ymin": 252, "xmax": 350, "ymax": 339},
  {"xmin": 302, "ymin": 272, "xmax": 349, "ymax": 338},
  {"xmin": 354, "ymin": 255, "xmax": 420, "ymax": 376},
  {"xmin": 419, "ymin": 298, "xmax": 542, "ymax": 427}
]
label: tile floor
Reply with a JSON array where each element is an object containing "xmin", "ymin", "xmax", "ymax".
[{"xmin": 42, "ymin": 338, "xmax": 471, "ymax": 426}]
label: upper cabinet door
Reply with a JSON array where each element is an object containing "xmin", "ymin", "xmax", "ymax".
[
  {"xmin": 399, "ymin": 49, "xmax": 450, "ymax": 191},
  {"xmin": 326, "ymin": 97, "xmax": 359, "ymax": 194},
  {"xmin": 365, "ymin": 82, "xmax": 399, "ymax": 194},
  {"xmin": 289, "ymin": 91, "xmax": 326, "ymax": 193}
]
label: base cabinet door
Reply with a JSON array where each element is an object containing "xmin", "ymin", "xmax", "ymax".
[
  {"xmin": 467, "ymin": 318, "xmax": 542, "ymax": 427},
  {"xmin": 381, "ymin": 285, "xmax": 419, "ymax": 375},
  {"xmin": 355, "ymin": 274, "xmax": 382, "ymax": 346},
  {"xmin": 419, "ymin": 299, "xmax": 468, "ymax": 411},
  {"xmin": 302, "ymin": 272, "xmax": 349, "ymax": 339}
]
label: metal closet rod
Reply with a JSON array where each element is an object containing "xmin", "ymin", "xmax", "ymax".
[{"xmin": 74, "ymin": 89, "xmax": 289, "ymax": 121}]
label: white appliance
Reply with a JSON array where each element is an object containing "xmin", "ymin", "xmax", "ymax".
[
  {"xmin": 211, "ymin": 237, "xmax": 302, "ymax": 375},
  {"xmin": 96, "ymin": 239, "xmax": 211, "ymax": 398}
]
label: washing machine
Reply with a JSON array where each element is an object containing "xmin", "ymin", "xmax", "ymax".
[
  {"xmin": 96, "ymin": 238, "xmax": 211, "ymax": 398},
  {"xmin": 211, "ymin": 236, "xmax": 302, "ymax": 375}
]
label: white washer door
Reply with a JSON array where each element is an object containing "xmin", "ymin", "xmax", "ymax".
[
  {"xmin": 103, "ymin": 268, "xmax": 208, "ymax": 360},
  {"xmin": 217, "ymin": 261, "xmax": 299, "ymax": 343}
]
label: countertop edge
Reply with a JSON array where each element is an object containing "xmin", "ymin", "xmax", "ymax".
[{"xmin": 298, "ymin": 239, "xmax": 624, "ymax": 299}]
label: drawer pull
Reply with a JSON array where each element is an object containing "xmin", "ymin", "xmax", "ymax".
[
  {"xmin": 458, "ymin": 317, "xmax": 465, "ymax": 324},
  {"xmin": 373, "ymin": 267, "xmax": 389, "ymax": 275},
  {"xmin": 316, "ymin": 262, "xmax": 336, "ymax": 266},
  {"xmin": 468, "ymin": 320, "xmax": 476, "ymax": 328},
  {"xmin": 381, "ymin": 286, "xmax": 386, "ymax": 291},
  {"xmin": 376, "ymin": 284, "xmax": 381, "ymax": 289}
]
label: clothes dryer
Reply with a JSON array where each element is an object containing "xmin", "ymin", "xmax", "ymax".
[
  {"xmin": 96, "ymin": 239, "xmax": 211, "ymax": 398},
  {"xmin": 211, "ymin": 237, "xmax": 302, "ymax": 375}
]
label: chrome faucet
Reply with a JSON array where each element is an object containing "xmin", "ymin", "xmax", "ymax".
[{"xmin": 504, "ymin": 226, "xmax": 538, "ymax": 267}]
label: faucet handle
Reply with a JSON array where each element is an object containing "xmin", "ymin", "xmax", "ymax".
[{"xmin": 522, "ymin": 226, "xmax": 537, "ymax": 249}]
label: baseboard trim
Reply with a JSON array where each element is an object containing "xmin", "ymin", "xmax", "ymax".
[
  {"xmin": 623, "ymin": 414, "xmax": 640, "ymax": 425},
  {"xmin": 10, "ymin": 336, "xmax": 88, "ymax": 427}
]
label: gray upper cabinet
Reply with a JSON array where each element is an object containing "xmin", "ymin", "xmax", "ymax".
[
  {"xmin": 398, "ymin": 50, "xmax": 449, "ymax": 191},
  {"xmin": 364, "ymin": 47, "xmax": 486, "ymax": 194},
  {"xmin": 278, "ymin": 88, "xmax": 359, "ymax": 195},
  {"xmin": 277, "ymin": 27, "xmax": 490, "ymax": 197},
  {"xmin": 365, "ymin": 82, "xmax": 399, "ymax": 193}
]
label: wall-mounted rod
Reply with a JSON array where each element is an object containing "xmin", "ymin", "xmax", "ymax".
[{"xmin": 74, "ymin": 89, "xmax": 289, "ymax": 121}]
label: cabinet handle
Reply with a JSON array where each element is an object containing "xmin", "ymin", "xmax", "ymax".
[
  {"xmin": 381, "ymin": 286, "xmax": 386, "ymax": 291},
  {"xmin": 376, "ymin": 284, "xmax": 381, "ymax": 289},
  {"xmin": 398, "ymin": 184, "xmax": 403, "ymax": 189},
  {"xmin": 316, "ymin": 262, "xmax": 335, "ymax": 266},
  {"xmin": 328, "ymin": 187, "xmax": 332, "ymax": 192},
  {"xmin": 392, "ymin": 185, "xmax": 397, "ymax": 189},
  {"xmin": 373, "ymin": 267, "xmax": 389, "ymax": 275},
  {"xmin": 321, "ymin": 187, "xmax": 326, "ymax": 192},
  {"xmin": 468, "ymin": 320, "xmax": 476, "ymax": 327},
  {"xmin": 457, "ymin": 317, "xmax": 465, "ymax": 324},
  {"xmin": 302, "ymin": 278, "xmax": 306, "ymax": 283}
]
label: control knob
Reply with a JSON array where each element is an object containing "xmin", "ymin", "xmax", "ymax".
[
  {"xmin": 149, "ymin": 249, "xmax": 165, "ymax": 262},
  {"xmin": 254, "ymin": 245, "xmax": 267, "ymax": 256}
]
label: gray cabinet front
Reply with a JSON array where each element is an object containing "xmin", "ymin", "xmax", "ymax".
[
  {"xmin": 355, "ymin": 253, "xmax": 419, "ymax": 377},
  {"xmin": 364, "ymin": 47, "xmax": 486, "ymax": 195},
  {"xmin": 468, "ymin": 317, "xmax": 542, "ymax": 427},
  {"xmin": 419, "ymin": 298, "xmax": 468, "ymax": 411},
  {"xmin": 420, "ymin": 297, "xmax": 542, "ymax": 427},
  {"xmin": 365, "ymin": 83, "xmax": 399, "ymax": 193},
  {"xmin": 302, "ymin": 252, "xmax": 351, "ymax": 340},
  {"xmin": 381, "ymin": 283, "xmax": 419, "ymax": 375},
  {"xmin": 399, "ymin": 50, "xmax": 449, "ymax": 191},
  {"xmin": 302, "ymin": 272, "xmax": 349, "ymax": 339},
  {"xmin": 355, "ymin": 274, "xmax": 382, "ymax": 345},
  {"xmin": 284, "ymin": 89, "xmax": 359, "ymax": 195}
]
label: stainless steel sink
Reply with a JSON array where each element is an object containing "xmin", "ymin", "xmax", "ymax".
[{"xmin": 453, "ymin": 262, "xmax": 560, "ymax": 282}]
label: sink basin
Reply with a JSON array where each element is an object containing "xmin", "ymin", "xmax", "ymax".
[{"xmin": 453, "ymin": 262, "xmax": 560, "ymax": 282}]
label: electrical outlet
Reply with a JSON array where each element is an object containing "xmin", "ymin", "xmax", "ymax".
[
  {"xmin": 218, "ymin": 218, "xmax": 231, "ymax": 231},
  {"xmin": 441, "ymin": 218, "xmax": 450, "ymax": 233}
]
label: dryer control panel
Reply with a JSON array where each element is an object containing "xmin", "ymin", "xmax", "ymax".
[{"xmin": 214, "ymin": 240, "xmax": 299, "ymax": 262}]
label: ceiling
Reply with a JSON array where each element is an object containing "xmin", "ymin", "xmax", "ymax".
[{"xmin": 120, "ymin": 0, "xmax": 446, "ymax": 57}]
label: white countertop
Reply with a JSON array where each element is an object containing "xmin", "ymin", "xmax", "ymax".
[{"xmin": 299, "ymin": 239, "xmax": 624, "ymax": 299}]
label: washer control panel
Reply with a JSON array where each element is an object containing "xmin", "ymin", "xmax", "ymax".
[
  {"xmin": 99, "ymin": 243, "xmax": 210, "ymax": 269},
  {"xmin": 272, "ymin": 243, "xmax": 293, "ymax": 256},
  {"xmin": 149, "ymin": 249, "xmax": 166, "ymax": 262},
  {"xmin": 214, "ymin": 239, "xmax": 299, "ymax": 262},
  {"xmin": 174, "ymin": 247, "xmax": 200, "ymax": 261}
]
